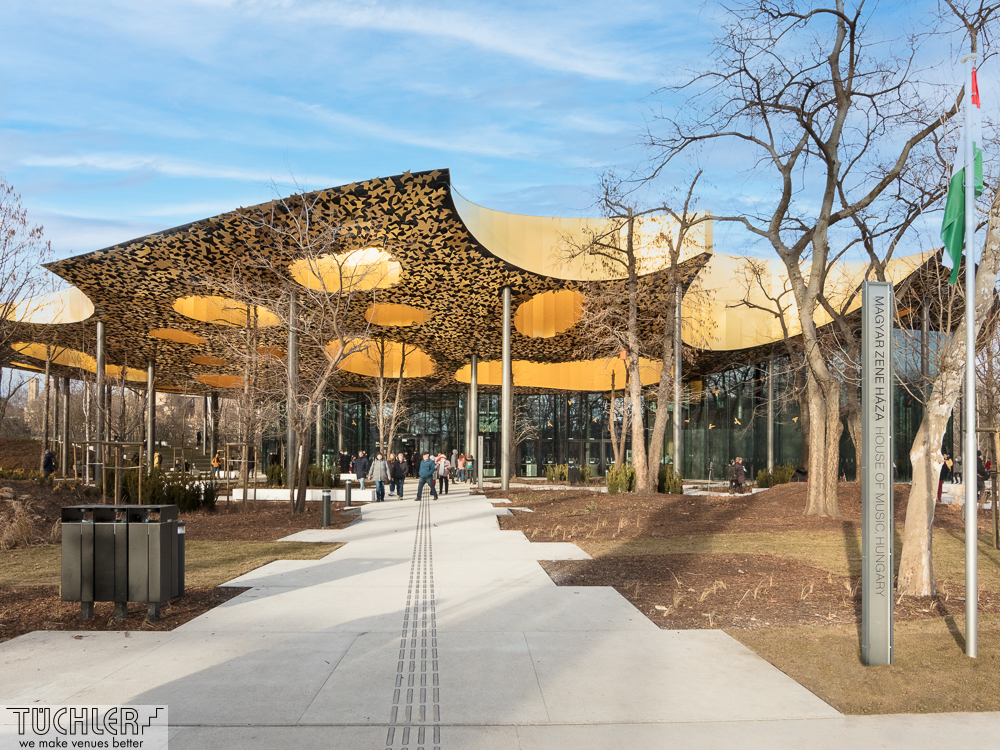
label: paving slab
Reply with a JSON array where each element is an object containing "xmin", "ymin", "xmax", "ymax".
[{"xmin": 10, "ymin": 482, "xmax": 998, "ymax": 749}]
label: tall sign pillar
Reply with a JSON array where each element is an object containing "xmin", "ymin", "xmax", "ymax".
[{"xmin": 861, "ymin": 281, "xmax": 894, "ymax": 665}]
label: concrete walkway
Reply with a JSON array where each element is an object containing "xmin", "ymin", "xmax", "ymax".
[{"xmin": 3, "ymin": 483, "xmax": 999, "ymax": 748}]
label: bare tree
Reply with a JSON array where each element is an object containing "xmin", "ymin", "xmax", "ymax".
[
  {"xmin": 0, "ymin": 175, "xmax": 52, "ymax": 373},
  {"xmin": 365, "ymin": 338, "xmax": 414, "ymax": 456},
  {"xmin": 607, "ymin": 370, "xmax": 630, "ymax": 470},
  {"xmin": 565, "ymin": 171, "xmax": 709, "ymax": 492},
  {"xmin": 209, "ymin": 191, "xmax": 385, "ymax": 513},
  {"xmin": 647, "ymin": 0, "xmax": 999, "ymax": 515}
]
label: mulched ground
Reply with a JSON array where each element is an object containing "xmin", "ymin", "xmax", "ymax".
[
  {"xmin": 0, "ymin": 585, "xmax": 248, "ymax": 643},
  {"xmin": 489, "ymin": 482, "xmax": 976, "ymax": 537},
  {"xmin": 493, "ymin": 483, "xmax": 999, "ymax": 630},
  {"xmin": 0, "ymin": 438, "xmax": 44, "ymax": 472},
  {"xmin": 0, "ymin": 477, "xmax": 355, "ymax": 642}
]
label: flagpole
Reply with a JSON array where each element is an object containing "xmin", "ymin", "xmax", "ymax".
[{"xmin": 963, "ymin": 52, "xmax": 978, "ymax": 659}]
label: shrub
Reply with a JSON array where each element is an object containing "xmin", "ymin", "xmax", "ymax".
[
  {"xmin": 580, "ymin": 464, "xmax": 592, "ymax": 483},
  {"xmin": 772, "ymin": 463, "xmax": 796, "ymax": 485},
  {"xmin": 544, "ymin": 464, "xmax": 570, "ymax": 482},
  {"xmin": 266, "ymin": 462, "xmax": 284, "ymax": 487},
  {"xmin": 755, "ymin": 463, "xmax": 795, "ymax": 488},
  {"xmin": 658, "ymin": 464, "xmax": 684, "ymax": 494},
  {"xmin": 606, "ymin": 464, "xmax": 636, "ymax": 495},
  {"xmin": 584, "ymin": 499, "xmax": 599, "ymax": 514}
]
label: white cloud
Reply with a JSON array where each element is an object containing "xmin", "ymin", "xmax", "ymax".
[{"xmin": 18, "ymin": 153, "xmax": 346, "ymax": 188}]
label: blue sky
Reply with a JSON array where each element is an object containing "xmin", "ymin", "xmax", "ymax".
[
  {"xmin": 0, "ymin": 0, "xmax": 990, "ymax": 263},
  {"xmin": 2, "ymin": 0, "xmax": 717, "ymax": 259}
]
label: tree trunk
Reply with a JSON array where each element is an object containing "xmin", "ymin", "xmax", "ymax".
[
  {"xmin": 645, "ymin": 307, "xmax": 676, "ymax": 490},
  {"xmin": 294, "ymin": 429, "xmax": 312, "ymax": 514},
  {"xmin": 898, "ymin": 185, "xmax": 1000, "ymax": 597},
  {"xmin": 802, "ymin": 367, "xmax": 843, "ymax": 516}
]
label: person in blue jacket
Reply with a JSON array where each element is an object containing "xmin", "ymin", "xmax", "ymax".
[{"xmin": 416, "ymin": 452, "xmax": 439, "ymax": 501}]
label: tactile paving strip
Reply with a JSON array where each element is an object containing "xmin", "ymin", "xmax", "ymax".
[{"xmin": 385, "ymin": 495, "xmax": 440, "ymax": 750}]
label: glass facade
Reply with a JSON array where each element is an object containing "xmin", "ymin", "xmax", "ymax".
[{"xmin": 263, "ymin": 330, "xmax": 949, "ymax": 482}]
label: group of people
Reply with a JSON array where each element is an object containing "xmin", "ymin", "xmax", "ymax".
[
  {"xmin": 333, "ymin": 448, "xmax": 476, "ymax": 502},
  {"xmin": 727, "ymin": 457, "xmax": 746, "ymax": 494},
  {"xmin": 936, "ymin": 450, "xmax": 992, "ymax": 504}
]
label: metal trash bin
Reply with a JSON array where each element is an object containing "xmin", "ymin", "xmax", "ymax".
[{"xmin": 60, "ymin": 504, "xmax": 184, "ymax": 622}]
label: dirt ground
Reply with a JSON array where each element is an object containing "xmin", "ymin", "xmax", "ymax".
[
  {"xmin": 0, "ymin": 477, "xmax": 355, "ymax": 640},
  {"xmin": 0, "ymin": 438, "xmax": 44, "ymax": 472},
  {"xmin": 492, "ymin": 483, "xmax": 1000, "ymax": 630}
]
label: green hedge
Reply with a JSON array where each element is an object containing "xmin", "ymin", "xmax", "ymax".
[{"xmin": 756, "ymin": 463, "xmax": 796, "ymax": 489}]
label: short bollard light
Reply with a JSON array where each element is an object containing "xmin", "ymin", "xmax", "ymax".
[
  {"xmin": 322, "ymin": 489, "xmax": 331, "ymax": 527},
  {"xmin": 345, "ymin": 480, "xmax": 352, "ymax": 508}
]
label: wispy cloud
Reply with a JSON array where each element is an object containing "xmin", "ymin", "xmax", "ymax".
[
  {"xmin": 18, "ymin": 153, "xmax": 345, "ymax": 188},
  {"xmin": 254, "ymin": 0, "xmax": 660, "ymax": 83}
]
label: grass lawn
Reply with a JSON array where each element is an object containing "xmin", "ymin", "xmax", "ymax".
[{"xmin": 731, "ymin": 615, "xmax": 1000, "ymax": 714}]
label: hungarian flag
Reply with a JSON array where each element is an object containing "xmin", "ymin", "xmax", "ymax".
[{"xmin": 941, "ymin": 67, "xmax": 984, "ymax": 285}]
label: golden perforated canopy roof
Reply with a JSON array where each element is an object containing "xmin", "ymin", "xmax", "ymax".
[{"xmin": 6, "ymin": 168, "xmax": 940, "ymax": 393}]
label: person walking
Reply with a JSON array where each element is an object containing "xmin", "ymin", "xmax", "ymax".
[
  {"xmin": 466, "ymin": 454, "xmax": 476, "ymax": 485},
  {"xmin": 977, "ymin": 450, "xmax": 990, "ymax": 505},
  {"xmin": 938, "ymin": 453, "xmax": 952, "ymax": 503},
  {"xmin": 338, "ymin": 450, "xmax": 351, "ymax": 475},
  {"xmin": 387, "ymin": 454, "xmax": 397, "ymax": 497},
  {"xmin": 211, "ymin": 451, "xmax": 222, "ymax": 479},
  {"xmin": 954, "ymin": 454, "xmax": 964, "ymax": 484},
  {"xmin": 451, "ymin": 449, "xmax": 459, "ymax": 478},
  {"xmin": 369, "ymin": 451, "xmax": 390, "ymax": 502},
  {"xmin": 734, "ymin": 457, "xmax": 746, "ymax": 494},
  {"xmin": 391, "ymin": 452, "xmax": 408, "ymax": 499},
  {"xmin": 457, "ymin": 454, "xmax": 466, "ymax": 482},
  {"xmin": 354, "ymin": 450, "xmax": 369, "ymax": 490},
  {"xmin": 42, "ymin": 448, "xmax": 58, "ymax": 479},
  {"xmin": 416, "ymin": 452, "xmax": 439, "ymax": 501},
  {"xmin": 437, "ymin": 453, "xmax": 451, "ymax": 495}
]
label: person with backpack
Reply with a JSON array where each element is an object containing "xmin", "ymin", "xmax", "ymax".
[
  {"xmin": 391, "ymin": 452, "xmax": 408, "ymax": 499},
  {"xmin": 416, "ymin": 452, "xmax": 438, "ymax": 501},
  {"xmin": 368, "ymin": 452, "xmax": 390, "ymax": 502},
  {"xmin": 211, "ymin": 451, "xmax": 222, "ymax": 479},
  {"xmin": 42, "ymin": 449, "xmax": 58, "ymax": 479},
  {"xmin": 354, "ymin": 451, "xmax": 369, "ymax": 490},
  {"xmin": 436, "ymin": 453, "xmax": 451, "ymax": 495}
]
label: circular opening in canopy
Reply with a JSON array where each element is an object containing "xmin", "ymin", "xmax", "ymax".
[
  {"xmin": 150, "ymin": 328, "xmax": 208, "ymax": 345},
  {"xmin": 173, "ymin": 296, "xmax": 281, "ymax": 327},
  {"xmin": 514, "ymin": 290, "xmax": 584, "ymax": 338},
  {"xmin": 289, "ymin": 247, "xmax": 401, "ymax": 293},
  {"xmin": 455, "ymin": 357, "xmax": 660, "ymax": 391},
  {"xmin": 11, "ymin": 343, "xmax": 146, "ymax": 381},
  {"xmin": 336, "ymin": 339, "xmax": 435, "ymax": 378},
  {"xmin": 7, "ymin": 288, "xmax": 95, "ymax": 325},
  {"xmin": 195, "ymin": 374, "xmax": 244, "ymax": 389}
]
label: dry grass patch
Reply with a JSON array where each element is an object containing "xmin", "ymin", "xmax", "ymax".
[
  {"xmin": 730, "ymin": 615, "xmax": 1000, "ymax": 714},
  {"xmin": 0, "ymin": 541, "xmax": 342, "ymax": 590}
]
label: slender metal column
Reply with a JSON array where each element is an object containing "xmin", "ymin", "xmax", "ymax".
[
  {"xmin": 146, "ymin": 360, "xmax": 156, "ymax": 465},
  {"xmin": 316, "ymin": 402, "xmax": 324, "ymax": 469},
  {"xmin": 61, "ymin": 376, "xmax": 70, "ymax": 478},
  {"xmin": 963, "ymin": 54, "xmax": 978, "ymax": 658},
  {"xmin": 95, "ymin": 321, "xmax": 105, "ymax": 489},
  {"xmin": 767, "ymin": 358, "xmax": 775, "ymax": 472},
  {"xmin": 209, "ymin": 393, "xmax": 219, "ymax": 460},
  {"xmin": 470, "ymin": 353, "xmax": 478, "ymax": 472},
  {"xmin": 673, "ymin": 285, "xmax": 683, "ymax": 472},
  {"xmin": 501, "ymin": 286, "xmax": 512, "ymax": 491},
  {"xmin": 84, "ymin": 387, "xmax": 91, "ymax": 483},
  {"xmin": 336, "ymin": 400, "xmax": 344, "ymax": 452},
  {"xmin": 287, "ymin": 290, "xmax": 298, "ymax": 488},
  {"xmin": 202, "ymin": 395, "xmax": 209, "ymax": 456}
]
